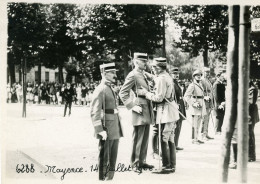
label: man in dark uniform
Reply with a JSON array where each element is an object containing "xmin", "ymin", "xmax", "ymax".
[
  {"xmin": 213, "ymin": 72, "xmax": 226, "ymax": 134},
  {"xmin": 119, "ymin": 52, "xmax": 154, "ymax": 173},
  {"xmin": 63, "ymin": 83, "xmax": 75, "ymax": 117},
  {"xmin": 90, "ymin": 62, "xmax": 123, "ymax": 180},
  {"xmin": 170, "ymin": 67, "xmax": 186, "ymax": 151}
]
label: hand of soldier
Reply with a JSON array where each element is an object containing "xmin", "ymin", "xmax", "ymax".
[
  {"xmin": 204, "ymin": 96, "xmax": 210, "ymax": 101},
  {"xmin": 132, "ymin": 105, "xmax": 142, "ymax": 114},
  {"xmin": 98, "ymin": 131, "xmax": 107, "ymax": 140}
]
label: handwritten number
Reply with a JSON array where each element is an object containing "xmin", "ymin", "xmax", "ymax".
[
  {"xmin": 90, "ymin": 164, "xmax": 98, "ymax": 172},
  {"xmin": 16, "ymin": 164, "xmax": 35, "ymax": 173}
]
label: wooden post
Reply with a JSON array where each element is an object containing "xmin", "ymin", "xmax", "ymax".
[
  {"xmin": 219, "ymin": 5, "xmax": 239, "ymax": 182},
  {"xmin": 162, "ymin": 6, "xmax": 166, "ymax": 58},
  {"xmin": 237, "ymin": 6, "xmax": 250, "ymax": 183}
]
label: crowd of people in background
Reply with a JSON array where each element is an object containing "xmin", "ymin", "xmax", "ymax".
[{"xmin": 6, "ymin": 79, "xmax": 195, "ymax": 106}]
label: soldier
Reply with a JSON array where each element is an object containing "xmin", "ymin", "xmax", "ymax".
[
  {"xmin": 184, "ymin": 70, "xmax": 207, "ymax": 144},
  {"xmin": 90, "ymin": 62, "xmax": 123, "ymax": 180},
  {"xmin": 63, "ymin": 83, "xmax": 75, "ymax": 117},
  {"xmin": 140, "ymin": 57, "xmax": 178, "ymax": 173},
  {"xmin": 169, "ymin": 67, "xmax": 186, "ymax": 151},
  {"xmin": 119, "ymin": 52, "xmax": 154, "ymax": 173},
  {"xmin": 201, "ymin": 67, "xmax": 214, "ymax": 140},
  {"xmin": 212, "ymin": 72, "xmax": 226, "ymax": 135}
]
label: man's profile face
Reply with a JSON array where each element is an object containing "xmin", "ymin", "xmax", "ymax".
[
  {"xmin": 135, "ymin": 59, "xmax": 147, "ymax": 70},
  {"xmin": 105, "ymin": 70, "xmax": 117, "ymax": 83}
]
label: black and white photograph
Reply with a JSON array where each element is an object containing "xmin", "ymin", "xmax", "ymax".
[{"xmin": 1, "ymin": 0, "xmax": 260, "ymax": 183}]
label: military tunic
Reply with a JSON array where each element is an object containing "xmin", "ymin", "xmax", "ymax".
[{"xmin": 90, "ymin": 80, "xmax": 123, "ymax": 180}]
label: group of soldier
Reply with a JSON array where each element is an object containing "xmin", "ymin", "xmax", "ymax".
[{"xmin": 90, "ymin": 52, "xmax": 228, "ymax": 181}]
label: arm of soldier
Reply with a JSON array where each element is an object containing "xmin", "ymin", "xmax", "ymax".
[
  {"xmin": 184, "ymin": 84, "xmax": 195, "ymax": 106},
  {"xmin": 145, "ymin": 78, "xmax": 166, "ymax": 102},
  {"xmin": 90, "ymin": 88, "xmax": 106, "ymax": 139},
  {"xmin": 119, "ymin": 73, "xmax": 136, "ymax": 110}
]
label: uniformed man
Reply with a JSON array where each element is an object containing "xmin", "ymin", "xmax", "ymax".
[
  {"xmin": 213, "ymin": 72, "xmax": 226, "ymax": 135},
  {"xmin": 201, "ymin": 67, "xmax": 214, "ymax": 140},
  {"xmin": 119, "ymin": 52, "xmax": 154, "ymax": 173},
  {"xmin": 140, "ymin": 57, "xmax": 178, "ymax": 173},
  {"xmin": 169, "ymin": 67, "xmax": 186, "ymax": 151},
  {"xmin": 63, "ymin": 83, "xmax": 75, "ymax": 117},
  {"xmin": 90, "ymin": 62, "xmax": 123, "ymax": 180},
  {"xmin": 184, "ymin": 70, "xmax": 207, "ymax": 144}
]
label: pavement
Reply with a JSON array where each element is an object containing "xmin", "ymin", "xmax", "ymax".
[{"xmin": 1, "ymin": 103, "xmax": 260, "ymax": 184}]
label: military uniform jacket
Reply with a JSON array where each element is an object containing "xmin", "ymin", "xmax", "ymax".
[
  {"xmin": 184, "ymin": 81, "xmax": 207, "ymax": 116},
  {"xmin": 201, "ymin": 78, "xmax": 214, "ymax": 109},
  {"xmin": 212, "ymin": 80, "xmax": 225, "ymax": 109},
  {"xmin": 173, "ymin": 80, "xmax": 186, "ymax": 120},
  {"xmin": 145, "ymin": 71, "xmax": 177, "ymax": 124},
  {"xmin": 90, "ymin": 80, "xmax": 123, "ymax": 140},
  {"xmin": 119, "ymin": 69, "xmax": 153, "ymax": 126}
]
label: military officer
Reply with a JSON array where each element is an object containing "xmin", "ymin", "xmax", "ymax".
[
  {"xmin": 140, "ymin": 57, "xmax": 178, "ymax": 173},
  {"xmin": 184, "ymin": 70, "xmax": 207, "ymax": 144},
  {"xmin": 90, "ymin": 62, "xmax": 123, "ymax": 180},
  {"xmin": 213, "ymin": 72, "xmax": 226, "ymax": 134},
  {"xmin": 201, "ymin": 67, "xmax": 214, "ymax": 140},
  {"xmin": 119, "ymin": 52, "xmax": 154, "ymax": 173},
  {"xmin": 169, "ymin": 67, "xmax": 186, "ymax": 150}
]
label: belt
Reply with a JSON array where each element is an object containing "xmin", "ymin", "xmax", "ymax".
[
  {"xmin": 105, "ymin": 109, "xmax": 118, "ymax": 114},
  {"xmin": 193, "ymin": 96, "xmax": 203, "ymax": 99},
  {"xmin": 138, "ymin": 95, "xmax": 146, "ymax": 98}
]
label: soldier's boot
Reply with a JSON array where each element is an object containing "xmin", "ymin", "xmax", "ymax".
[
  {"xmin": 161, "ymin": 141, "xmax": 172, "ymax": 172},
  {"xmin": 168, "ymin": 141, "xmax": 176, "ymax": 173},
  {"xmin": 192, "ymin": 127, "xmax": 195, "ymax": 139}
]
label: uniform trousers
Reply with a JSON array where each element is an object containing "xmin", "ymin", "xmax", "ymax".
[
  {"xmin": 64, "ymin": 101, "xmax": 72, "ymax": 116},
  {"xmin": 201, "ymin": 109, "xmax": 210, "ymax": 137},
  {"xmin": 156, "ymin": 122, "xmax": 176, "ymax": 168},
  {"xmin": 215, "ymin": 109, "xmax": 225, "ymax": 133},
  {"xmin": 249, "ymin": 123, "xmax": 256, "ymax": 160},
  {"xmin": 131, "ymin": 124, "xmax": 150, "ymax": 167},
  {"xmin": 99, "ymin": 139, "xmax": 119, "ymax": 180},
  {"xmin": 174, "ymin": 120, "xmax": 182, "ymax": 147},
  {"xmin": 192, "ymin": 115, "xmax": 203, "ymax": 141}
]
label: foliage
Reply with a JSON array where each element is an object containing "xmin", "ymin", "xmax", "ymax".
[{"xmin": 168, "ymin": 5, "xmax": 229, "ymax": 67}]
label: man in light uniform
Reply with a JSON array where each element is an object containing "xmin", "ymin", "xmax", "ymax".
[
  {"xmin": 90, "ymin": 62, "xmax": 123, "ymax": 180},
  {"xmin": 140, "ymin": 57, "xmax": 178, "ymax": 172},
  {"xmin": 201, "ymin": 67, "xmax": 214, "ymax": 140},
  {"xmin": 119, "ymin": 53, "xmax": 154, "ymax": 173},
  {"xmin": 184, "ymin": 70, "xmax": 207, "ymax": 144}
]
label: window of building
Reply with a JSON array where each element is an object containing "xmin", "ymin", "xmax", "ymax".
[
  {"xmin": 45, "ymin": 72, "xmax": 49, "ymax": 82},
  {"xmin": 35, "ymin": 71, "xmax": 38, "ymax": 83},
  {"xmin": 55, "ymin": 72, "xmax": 59, "ymax": 82}
]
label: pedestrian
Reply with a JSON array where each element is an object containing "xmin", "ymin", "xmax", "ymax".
[
  {"xmin": 248, "ymin": 81, "xmax": 259, "ymax": 162},
  {"xmin": 213, "ymin": 72, "xmax": 226, "ymax": 135},
  {"xmin": 170, "ymin": 67, "xmax": 186, "ymax": 151},
  {"xmin": 90, "ymin": 62, "xmax": 123, "ymax": 180},
  {"xmin": 63, "ymin": 83, "xmax": 75, "ymax": 117},
  {"xmin": 201, "ymin": 67, "xmax": 214, "ymax": 140},
  {"xmin": 119, "ymin": 52, "xmax": 154, "ymax": 173},
  {"xmin": 184, "ymin": 69, "xmax": 207, "ymax": 145},
  {"xmin": 140, "ymin": 57, "xmax": 179, "ymax": 173}
]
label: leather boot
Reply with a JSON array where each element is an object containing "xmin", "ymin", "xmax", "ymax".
[
  {"xmin": 152, "ymin": 134, "xmax": 158, "ymax": 154},
  {"xmin": 168, "ymin": 141, "xmax": 176, "ymax": 172},
  {"xmin": 161, "ymin": 141, "xmax": 170, "ymax": 167},
  {"xmin": 192, "ymin": 127, "xmax": 195, "ymax": 139},
  {"xmin": 232, "ymin": 143, "xmax": 237, "ymax": 163}
]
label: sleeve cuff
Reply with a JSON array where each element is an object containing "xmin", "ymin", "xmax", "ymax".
[
  {"xmin": 125, "ymin": 99, "xmax": 135, "ymax": 110},
  {"xmin": 94, "ymin": 125, "xmax": 104, "ymax": 133}
]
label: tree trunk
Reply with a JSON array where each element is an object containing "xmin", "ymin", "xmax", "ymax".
[
  {"xmin": 38, "ymin": 63, "xmax": 41, "ymax": 84},
  {"xmin": 123, "ymin": 52, "xmax": 130, "ymax": 78},
  {"xmin": 58, "ymin": 65, "xmax": 64, "ymax": 84},
  {"xmin": 219, "ymin": 5, "xmax": 239, "ymax": 183},
  {"xmin": 203, "ymin": 45, "xmax": 208, "ymax": 67},
  {"xmin": 162, "ymin": 7, "xmax": 166, "ymax": 58},
  {"xmin": 19, "ymin": 67, "xmax": 22, "ymax": 84},
  {"xmin": 8, "ymin": 60, "xmax": 16, "ymax": 85},
  {"xmin": 237, "ymin": 6, "xmax": 250, "ymax": 183}
]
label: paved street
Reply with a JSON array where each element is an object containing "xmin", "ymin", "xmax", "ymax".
[{"xmin": 2, "ymin": 103, "xmax": 260, "ymax": 184}]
